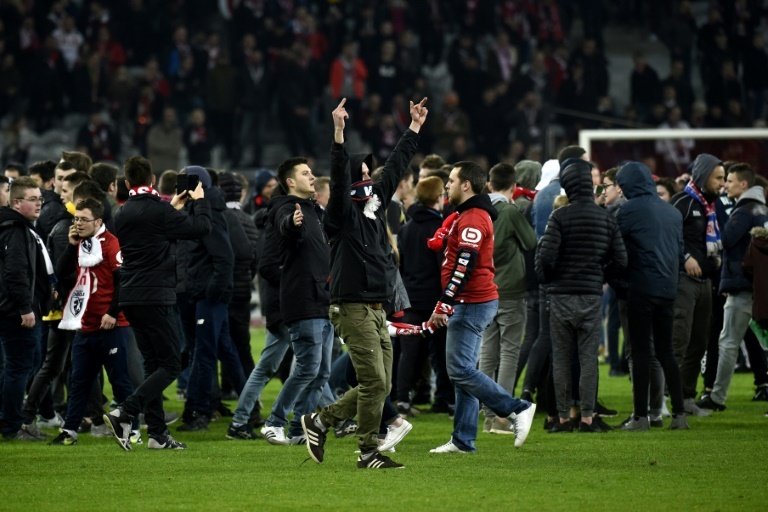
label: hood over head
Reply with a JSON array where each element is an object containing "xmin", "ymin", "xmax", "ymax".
[
  {"xmin": 349, "ymin": 153, "xmax": 374, "ymax": 183},
  {"xmin": 559, "ymin": 159, "xmax": 594, "ymax": 202},
  {"xmin": 218, "ymin": 171, "xmax": 242, "ymax": 202},
  {"xmin": 616, "ymin": 161, "xmax": 656, "ymax": 199},
  {"xmin": 514, "ymin": 160, "xmax": 542, "ymax": 190},
  {"xmin": 181, "ymin": 165, "xmax": 212, "ymax": 189},
  {"xmin": 689, "ymin": 153, "xmax": 722, "ymax": 191},
  {"xmin": 535, "ymin": 159, "xmax": 560, "ymax": 191}
]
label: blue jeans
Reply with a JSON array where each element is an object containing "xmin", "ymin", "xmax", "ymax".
[
  {"xmin": 63, "ymin": 327, "xmax": 135, "ymax": 432},
  {"xmin": 266, "ymin": 318, "xmax": 333, "ymax": 437},
  {"xmin": 232, "ymin": 323, "xmax": 291, "ymax": 425},
  {"xmin": 446, "ymin": 301, "xmax": 529, "ymax": 451},
  {"xmin": 186, "ymin": 300, "xmax": 246, "ymax": 417},
  {"xmin": 0, "ymin": 317, "xmax": 42, "ymax": 437}
]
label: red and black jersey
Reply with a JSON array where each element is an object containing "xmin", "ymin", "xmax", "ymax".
[
  {"xmin": 79, "ymin": 231, "xmax": 129, "ymax": 332},
  {"xmin": 440, "ymin": 195, "xmax": 498, "ymax": 304}
]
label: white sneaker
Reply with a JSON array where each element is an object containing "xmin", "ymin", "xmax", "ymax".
[
  {"xmin": 661, "ymin": 397, "xmax": 671, "ymax": 417},
  {"xmin": 37, "ymin": 412, "xmax": 64, "ymax": 429},
  {"xmin": 429, "ymin": 440, "xmax": 470, "ymax": 454},
  {"xmin": 510, "ymin": 402, "xmax": 536, "ymax": 448},
  {"xmin": 260, "ymin": 425, "xmax": 289, "ymax": 445},
  {"xmin": 130, "ymin": 430, "xmax": 142, "ymax": 445},
  {"xmin": 378, "ymin": 419, "xmax": 412, "ymax": 452},
  {"xmin": 90, "ymin": 423, "xmax": 110, "ymax": 437}
]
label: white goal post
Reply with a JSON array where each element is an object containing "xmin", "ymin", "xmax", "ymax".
[{"xmin": 579, "ymin": 128, "xmax": 768, "ymax": 161}]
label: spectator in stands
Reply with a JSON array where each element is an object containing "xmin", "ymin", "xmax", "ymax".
[
  {"xmin": 184, "ymin": 108, "xmax": 213, "ymax": 167},
  {"xmin": 329, "ymin": 41, "xmax": 367, "ymax": 123},
  {"xmin": 147, "ymin": 107, "xmax": 182, "ymax": 174},
  {"xmin": 630, "ymin": 51, "xmax": 661, "ymax": 122}
]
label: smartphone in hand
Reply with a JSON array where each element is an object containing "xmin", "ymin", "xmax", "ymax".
[{"xmin": 176, "ymin": 174, "xmax": 200, "ymax": 194}]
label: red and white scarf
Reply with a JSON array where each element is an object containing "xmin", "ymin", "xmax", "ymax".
[{"xmin": 59, "ymin": 225, "xmax": 106, "ymax": 330}]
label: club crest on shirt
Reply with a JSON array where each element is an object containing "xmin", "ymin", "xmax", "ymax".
[
  {"xmin": 82, "ymin": 238, "xmax": 93, "ymax": 253},
  {"xmin": 70, "ymin": 289, "xmax": 86, "ymax": 316}
]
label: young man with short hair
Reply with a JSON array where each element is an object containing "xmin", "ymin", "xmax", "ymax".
[
  {"xmin": 429, "ymin": 161, "xmax": 536, "ymax": 453},
  {"xmin": 49, "ymin": 198, "xmax": 136, "ymax": 445},
  {"xmin": 104, "ymin": 156, "xmax": 210, "ymax": 450},
  {"xmin": 0, "ymin": 177, "xmax": 52, "ymax": 440},
  {"xmin": 698, "ymin": 164, "xmax": 768, "ymax": 411},
  {"xmin": 259, "ymin": 157, "xmax": 332, "ymax": 445}
]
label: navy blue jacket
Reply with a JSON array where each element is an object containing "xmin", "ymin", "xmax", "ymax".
[
  {"xmin": 616, "ymin": 162, "xmax": 684, "ymax": 300},
  {"xmin": 719, "ymin": 186, "xmax": 768, "ymax": 294}
]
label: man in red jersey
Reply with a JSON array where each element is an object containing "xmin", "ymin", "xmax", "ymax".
[
  {"xmin": 49, "ymin": 198, "xmax": 137, "ymax": 446},
  {"xmin": 428, "ymin": 161, "xmax": 536, "ymax": 454}
]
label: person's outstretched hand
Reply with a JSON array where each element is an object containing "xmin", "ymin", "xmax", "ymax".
[{"xmin": 409, "ymin": 97, "xmax": 429, "ymax": 133}]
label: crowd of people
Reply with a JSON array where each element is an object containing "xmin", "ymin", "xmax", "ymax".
[
  {"xmin": 1, "ymin": 88, "xmax": 766, "ymax": 470},
  {"xmin": 1, "ymin": 1, "xmax": 767, "ymax": 175}
]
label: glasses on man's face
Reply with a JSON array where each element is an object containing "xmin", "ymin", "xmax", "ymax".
[
  {"xmin": 72, "ymin": 217, "xmax": 96, "ymax": 224},
  {"xmin": 20, "ymin": 196, "xmax": 43, "ymax": 204}
]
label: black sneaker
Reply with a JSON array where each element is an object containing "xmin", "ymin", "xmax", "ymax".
[
  {"xmin": 103, "ymin": 409, "xmax": 133, "ymax": 451},
  {"xmin": 578, "ymin": 421, "xmax": 605, "ymax": 433},
  {"xmin": 148, "ymin": 434, "xmax": 187, "ymax": 450},
  {"xmin": 300, "ymin": 413, "xmax": 327, "ymax": 463},
  {"xmin": 334, "ymin": 418, "xmax": 358, "ymax": 438},
  {"xmin": 595, "ymin": 401, "xmax": 618, "ymax": 417},
  {"xmin": 177, "ymin": 414, "xmax": 210, "ymax": 432},
  {"xmin": 591, "ymin": 415, "xmax": 614, "ymax": 432},
  {"xmin": 543, "ymin": 417, "xmax": 556, "ymax": 431},
  {"xmin": 696, "ymin": 395, "xmax": 726, "ymax": 412},
  {"xmin": 357, "ymin": 451, "xmax": 404, "ymax": 469},
  {"xmin": 49, "ymin": 431, "xmax": 77, "ymax": 446},
  {"xmin": 548, "ymin": 420, "xmax": 574, "ymax": 433},
  {"xmin": 226, "ymin": 422, "xmax": 256, "ymax": 440},
  {"xmin": 753, "ymin": 385, "xmax": 768, "ymax": 402}
]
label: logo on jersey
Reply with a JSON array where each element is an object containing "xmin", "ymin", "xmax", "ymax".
[
  {"xmin": 70, "ymin": 289, "xmax": 86, "ymax": 316},
  {"xmin": 460, "ymin": 227, "xmax": 482, "ymax": 245},
  {"xmin": 82, "ymin": 238, "xmax": 93, "ymax": 253}
]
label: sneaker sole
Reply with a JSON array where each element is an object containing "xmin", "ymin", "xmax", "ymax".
[
  {"xmin": 103, "ymin": 414, "xmax": 132, "ymax": 452},
  {"xmin": 378, "ymin": 422, "xmax": 413, "ymax": 452},
  {"xmin": 300, "ymin": 415, "xmax": 323, "ymax": 464}
]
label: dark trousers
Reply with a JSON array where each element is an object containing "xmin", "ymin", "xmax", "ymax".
[
  {"xmin": 22, "ymin": 326, "xmax": 73, "ymax": 423},
  {"xmin": 222, "ymin": 297, "xmax": 254, "ymax": 393},
  {"xmin": 523, "ymin": 287, "xmax": 552, "ymax": 396},
  {"xmin": 185, "ymin": 299, "xmax": 245, "ymax": 417},
  {"xmin": 627, "ymin": 293, "xmax": 685, "ymax": 416},
  {"xmin": 516, "ymin": 289, "xmax": 540, "ymax": 392},
  {"xmin": 0, "ymin": 316, "xmax": 41, "ymax": 436},
  {"xmin": 672, "ymin": 275, "xmax": 712, "ymax": 398},
  {"xmin": 63, "ymin": 327, "xmax": 135, "ymax": 431},
  {"xmin": 121, "ymin": 305, "xmax": 182, "ymax": 437},
  {"xmin": 396, "ymin": 309, "xmax": 432, "ymax": 403}
]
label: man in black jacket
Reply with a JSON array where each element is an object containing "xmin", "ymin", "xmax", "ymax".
[
  {"xmin": 0, "ymin": 177, "xmax": 51, "ymax": 440},
  {"xmin": 670, "ymin": 153, "xmax": 725, "ymax": 415},
  {"xmin": 259, "ymin": 157, "xmax": 332, "ymax": 445},
  {"xmin": 177, "ymin": 166, "xmax": 243, "ymax": 432},
  {"xmin": 301, "ymin": 97, "xmax": 428, "ymax": 470},
  {"xmin": 105, "ymin": 156, "xmax": 210, "ymax": 451},
  {"xmin": 616, "ymin": 161, "xmax": 689, "ymax": 430},
  {"xmin": 536, "ymin": 159, "xmax": 627, "ymax": 432}
]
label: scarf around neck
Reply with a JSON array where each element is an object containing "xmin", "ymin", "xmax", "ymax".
[
  {"xmin": 128, "ymin": 185, "xmax": 159, "ymax": 197},
  {"xmin": 684, "ymin": 181, "xmax": 722, "ymax": 256},
  {"xmin": 350, "ymin": 179, "xmax": 380, "ymax": 219},
  {"xmin": 59, "ymin": 224, "xmax": 107, "ymax": 331}
]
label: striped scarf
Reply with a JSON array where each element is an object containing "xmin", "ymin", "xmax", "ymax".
[{"xmin": 684, "ymin": 181, "xmax": 722, "ymax": 256}]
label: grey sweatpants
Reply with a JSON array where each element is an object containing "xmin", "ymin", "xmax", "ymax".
[{"xmin": 550, "ymin": 294, "xmax": 602, "ymax": 419}]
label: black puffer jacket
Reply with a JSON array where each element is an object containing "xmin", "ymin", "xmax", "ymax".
[
  {"xmin": 398, "ymin": 203, "xmax": 443, "ymax": 311},
  {"xmin": 186, "ymin": 187, "xmax": 234, "ymax": 304},
  {"xmin": 36, "ymin": 190, "xmax": 65, "ymax": 242},
  {"xmin": 114, "ymin": 193, "xmax": 211, "ymax": 306},
  {"xmin": 272, "ymin": 194, "xmax": 330, "ymax": 323},
  {"xmin": 325, "ymin": 129, "xmax": 419, "ymax": 303},
  {"xmin": 535, "ymin": 160, "xmax": 627, "ymax": 295}
]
